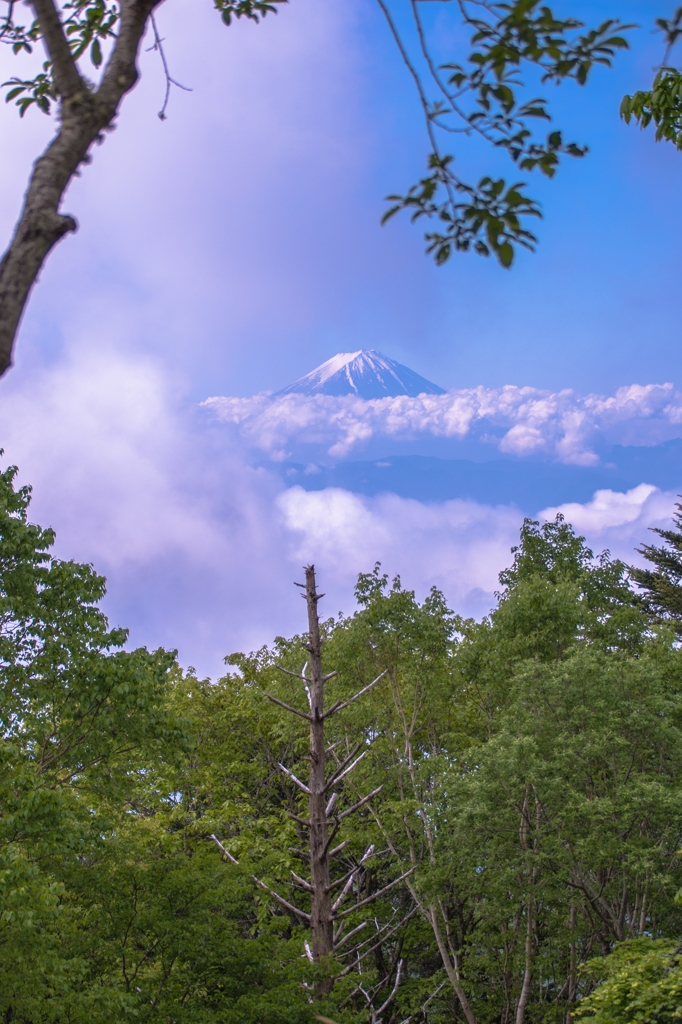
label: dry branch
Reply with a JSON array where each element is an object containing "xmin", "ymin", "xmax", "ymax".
[{"xmin": 266, "ymin": 693, "xmax": 312, "ymax": 721}]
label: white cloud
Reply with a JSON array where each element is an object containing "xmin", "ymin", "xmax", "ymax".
[
  {"xmin": 278, "ymin": 486, "xmax": 523, "ymax": 610},
  {"xmin": 204, "ymin": 381, "xmax": 682, "ymax": 465},
  {"xmin": 540, "ymin": 484, "xmax": 677, "ymax": 561}
]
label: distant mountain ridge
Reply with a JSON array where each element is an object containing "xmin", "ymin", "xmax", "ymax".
[
  {"xmin": 266, "ymin": 439, "xmax": 682, "ymax": 516},
  {"xmin": 274, "ymin": 349, "xmax": 446, "ymax": 399}
]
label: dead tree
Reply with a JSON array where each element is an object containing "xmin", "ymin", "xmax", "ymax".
[{"xmin": 212, "ymin": 564, "xmax": 414, "ymax": 1000}]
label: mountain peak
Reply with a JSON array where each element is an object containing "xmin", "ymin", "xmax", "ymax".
[{"xmin": 274, "ymin": 349, "xmax": 445, "ymax": 399}]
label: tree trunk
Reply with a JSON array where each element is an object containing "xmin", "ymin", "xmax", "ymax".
[
  {"xmin": 304, "ymin": 565, "xmax": 334, "ymax": 995},
  {"xmin": 566, "ymin": 903, "xmax": 577, "ymax": 1024},
  {"xmin": 0, "ymin": 0, "xmax": 160, "ymax": 375},
  {"xmin": 515, "ymin": 900, "xmax": 534, "ymax": 1024}
]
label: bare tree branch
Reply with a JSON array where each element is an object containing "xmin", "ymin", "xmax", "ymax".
[
  {"xmin": 148, "ymin": 12, "xmax": 192, "ymax": 120},
  {"xmin": 334, "ymin": 867, "xmax": 416, "ymax": 919},
  {"xmin": 277, "ymin": 761, "xmax": 311, "ymax": 794},
  {"xmin": 337, "ymin": 786, "xmax": 384, "ymax": 822},
  {"xmin": 324, "ymin": 749, "xmax": 367, "ymax": 791},
  {"xmin": 266, "ymin": 693, "xmax": 312, "ymax": 721},
  {"xmin": 323, "ymin": 670, "xmax": 388, "ymax": 719},
  {"xmin": 252, "ymin": 875, "xmax": 311, "ymax": 922},
  {"xmin": 210, "ymin": 833, "xmax": 240, "ymax": 864}
]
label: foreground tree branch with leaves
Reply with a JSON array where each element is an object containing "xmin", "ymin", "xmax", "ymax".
[
  {"xmin": 621, "ymin": 6, "xmax": 682, "ymax": 149},
  {"xmin": 0, "ymin": 2, "xmax": 679, "ymax": 379},
  {"xmin": 0, "ymin": 0, "xmax": 281, "ymax": 376},
  {"xmin": 379, "ymin": 0, "xmax": 633, "ymax": 267}
]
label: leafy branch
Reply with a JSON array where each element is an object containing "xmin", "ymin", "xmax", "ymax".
[
  {"xmin": 1, "ymin": 0, "xmax": 285, "ymax": 116},
  {"xmin": 621, "ymin": 6, "xmax": 682, "ymax": 150},
  {"xmin": 0, "ymin": 0, "xmax": 288, "ymax": 376},
  {"xmin": 213, "ymin": 0, "xmax": 286, "ymax": 27},
  {"xmin": 383, "ymin": 154, "xmax": 540, "ymax": 267},
  {"xmin": 378, "ymin": 0, "xmax": 632, "ymax": 267},
  {"xmin": 1, "ymin": 0, "xmax": 119, "ymax": 114}
]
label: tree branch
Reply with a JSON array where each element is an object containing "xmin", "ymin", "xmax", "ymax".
[
  {"xmin": 323, "ymin": 671, "xmax": 387, "ymax": 719},
  {"xmin": 30, "ymin": 0, "xmax": 83, "ymax": 97},
  {"xmin": 334, "ymin": 867, "xmax": 416, "ymax": 918},
  {"xmin": 252, "ymin": 875, "xmax": 311, "ymax": 922},
  {"xmin": 275, "ymin": 663, "xmax": 312, "ymax": 683},
  {"xmin": 0, "ymin": 0, "xmax": 163, "ymax": 374},
  {"xmin": 209, "ymin": 833, "xmax": 240, "ymax": 864},
  {"xmin": 266, "ymin": 693, "xmax": 312, "ymax": 721},
  {"xmin": 277, "ymin": 761, "xmax": 311, "ymax": 794},
  {"xmin": 336, "ymin": 785, "xmax": 384, "ymax": 821},
  {"xmin": 324, "ymin": 747, "xmax": 367, "ymax": 791}
]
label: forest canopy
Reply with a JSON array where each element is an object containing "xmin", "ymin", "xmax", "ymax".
[{"xmin": 2, "ymin": 462, "xmax": 682, "ymax": 1023}]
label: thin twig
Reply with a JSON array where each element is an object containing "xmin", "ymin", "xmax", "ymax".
[{"xmin": 149, "ymin": 12, "xmax": 191, "ymax": 120}]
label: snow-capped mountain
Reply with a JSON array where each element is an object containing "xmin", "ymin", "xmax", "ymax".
[{"xmin": 274, "ymin": 349, "xmax": 446, "ymax": 399}]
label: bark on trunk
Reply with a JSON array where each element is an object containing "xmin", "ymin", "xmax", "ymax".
[
  {"xmin": 515, "ymin": 900, "xmax": 534, "ymax": 1024},
  {"xmin": 428, "ymin": 905, "xmax": 477, "ymax": 1024},
  {"xmin": 0, "ymin": 0, "xmax": 160, "ymax": 374},
  {"xmin": 304, "ymin": 565, "xmax": 334, "ymax": 995},
  {"xmin": 566, "ymin": 903, "xmax": 577, "ymax": 1024}
]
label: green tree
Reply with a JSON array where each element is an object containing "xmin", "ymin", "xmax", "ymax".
[
  {"xmin": 326, "ymin": 519, "xmax": 681, "ymax": 1024},
  {"xmin": 0, "ymin": 459, "xmax": 319, "ymax": 1021},
  {"xmin": 0, "ymin": 459, "xmax": 178, "ymax": 1019},
  {"xmin": 630, "ymin": 499, "xmax": 682, "ymax": 631},
  {"xmin": 578, "ymin": 937, "xmax": 682, "ymax": 1024}
]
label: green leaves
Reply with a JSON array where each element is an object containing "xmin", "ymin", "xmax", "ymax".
[
  {"xmin": 0, "ymin": 463, "xmax": 183, "ymax": 1019},
  {"xmin": 1, "ymin": 0, "xmax": 118, "ymax": 113},
  {"xmin": 0, "ymin": 0, "xmax": 286, "ymax": 117},
  {"xmin": 3, "ymin": 63, "xmax": 56, "ymax": 116},
  {"xmin": 621, "ymin": 7, "xmax": 682, "ymax": 151},
  {"xmin": 621, "ymin": 69, "xmax": 682, "ymax": 150},
  {"xmin": 383, "ymin": 155, "xmax": 541, "ymax": 267},
  {"xmin": 62, "ymin": 0, "xmax": 118, "ymax": 66},
  {"xmin": 213, "ymin": 0, "xmax": 286, "ymax": 27},
  {"xmin": 578, "ymin": 939, "xmax": 682, "ymax": 1024},
  {"xmin": 380, "ymin": 0, "xmax": 632, "ymax": 267}
]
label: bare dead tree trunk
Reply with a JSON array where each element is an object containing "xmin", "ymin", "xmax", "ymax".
[
  {"xmin": 212, "ymin": 564, "xmax": 413, "ymax": 1002},
  {"xmin": 304, "ymin": 565, "xmax": 334, "ymax": 990},
  {"xmin": 0, "ymin": 0, "xmax": 161, "ymax": 375}
]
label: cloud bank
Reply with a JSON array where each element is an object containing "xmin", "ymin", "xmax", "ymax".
[
  {"xmin": 0, "ymin": 346, "xmax": 677, "ymax": 679},
  {"xmin": 205, "ymin": 382, "xmax": 682, "ymax": 464}
]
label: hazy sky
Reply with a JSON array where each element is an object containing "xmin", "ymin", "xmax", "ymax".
[{"xmin": 0, "ymin": 0, "xmax": 680, "ymax": 676}]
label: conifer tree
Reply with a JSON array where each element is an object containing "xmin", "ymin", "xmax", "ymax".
[{"xmin": 630, "ymin": 500, "xmax": 682, "ymax": 630}]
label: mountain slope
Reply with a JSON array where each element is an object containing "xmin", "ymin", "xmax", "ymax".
[{"xmin": 274, "ymin": 349, "xmax": 446, "ymax": 399}]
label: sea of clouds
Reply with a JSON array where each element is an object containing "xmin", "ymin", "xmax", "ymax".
[
  {"xmin": 205, "ymin": 383, "xmax": 682, "ymax": 464},
  {"xmin": 0, "ymin": 346, "xmax": 678, "ymax": 679}
]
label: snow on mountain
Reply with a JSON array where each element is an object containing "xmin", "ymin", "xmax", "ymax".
[{"xmin": 274, "ymin": 349, "xmax": 446, "ymax": 399}]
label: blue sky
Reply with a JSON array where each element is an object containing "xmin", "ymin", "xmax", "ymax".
[{"xmin": 0, "ymin": 0, "xmax": 680, "ymax": 676}]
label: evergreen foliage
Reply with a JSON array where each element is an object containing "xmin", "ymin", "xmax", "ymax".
[{"xmin": 630, "ymin": 499, "xmax": 682, "ymax": 630}]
